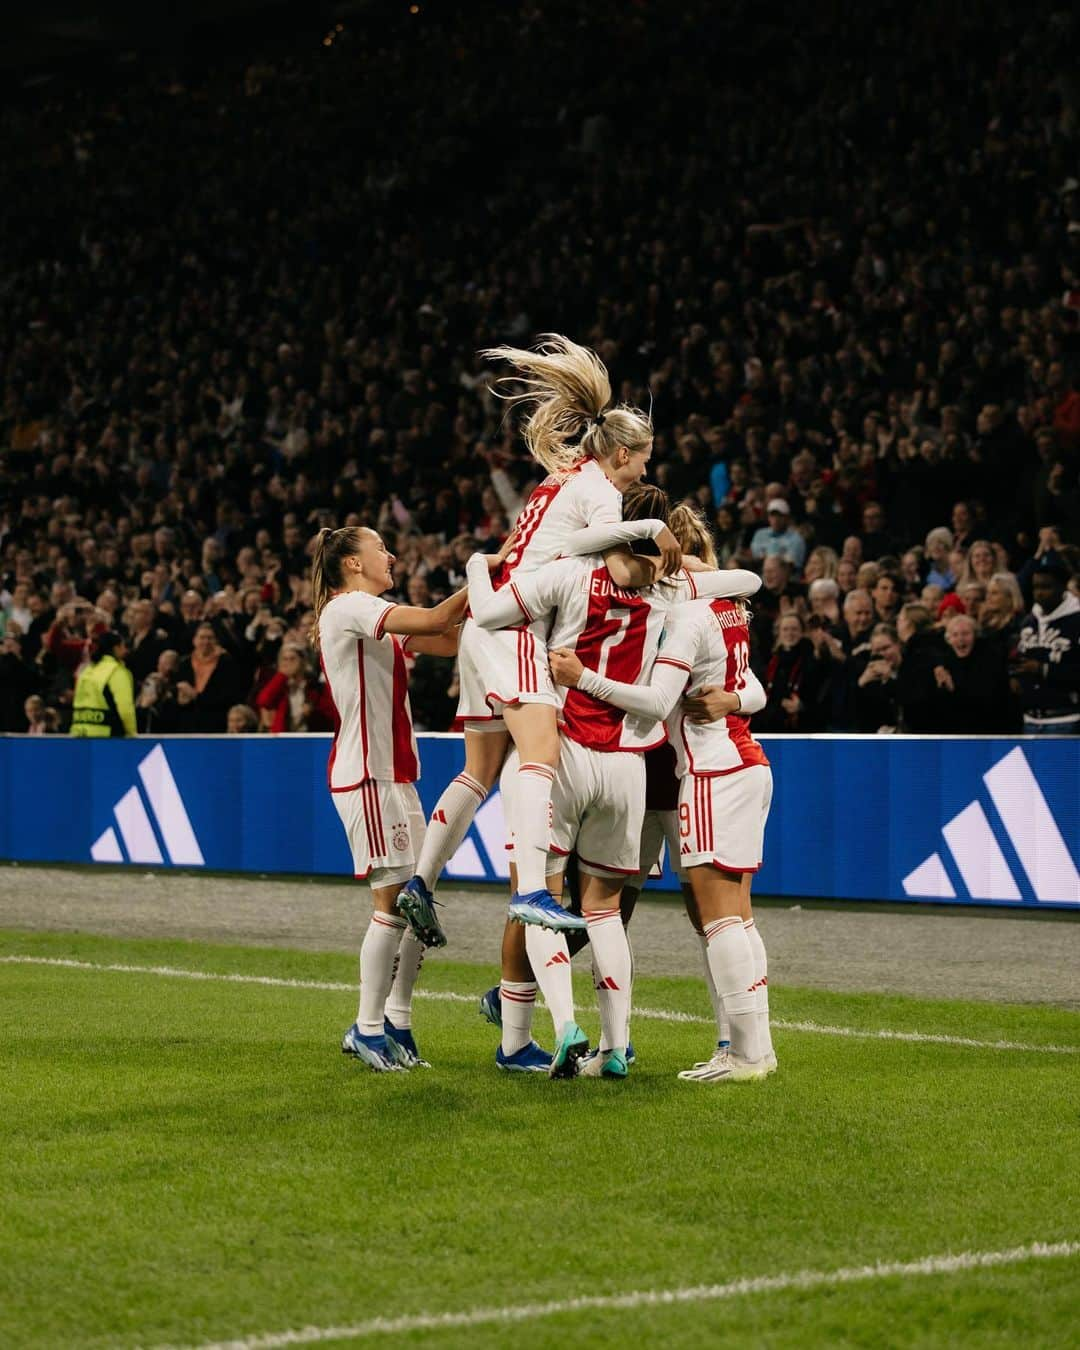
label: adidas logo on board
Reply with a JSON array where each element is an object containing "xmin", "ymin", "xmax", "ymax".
[
  {"xmin": 89, "ymin": 745, "xmax": 205, "ymax": 867},
  {"xmin": 902, "ymin": 747, "xmax": 1078, "ymax": 904}
]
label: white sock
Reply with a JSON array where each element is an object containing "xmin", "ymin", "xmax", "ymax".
[
  {"xmin": 744, "ymin": 917, "xmax": 773, "ymax": 1059},
  {"xmin": 586, "ymin": 908, "xmax": 632, "ymax": 1053},
  {"xmin": 385, "ymin": 929, "xmax": 425, "ymax": 1029},
  {"xmin": 698, "ymin": 932, "xmax": 730, "ymax": 1045},
  {"xmin": 357, "ymin": 911, "xmax": 407, "ymax": 1035},
  {"xmin": 513, "ymin": 762, "xmax": 555, "ymax": 894},
  {"xmin": 525, "ymin": 925, "xmax": 575, "ymax": 1035},
  {"xmin": 415, "ymin": 773, "xmax": 486, "ymax": 890},
  {"xmin": 702, "ymin": 915, "xmax": 761, "ymax": 1062},
  {"xmin": 500, "ymin": 980, "xmax": 537, "ymax": 1056}
]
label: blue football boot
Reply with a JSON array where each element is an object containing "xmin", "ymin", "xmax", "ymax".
[
  {"xmin": 495, "ymin": 1040, "xmax": 553, "ymax": 1073},
  {"xmin": 508, "ymin": 889, "xmax": 587, "ymax": 931},
  {"xmin": 341, "ymin": 1023, "xmax": 403, "ymax": 1072},
  {"xmin": 383, "ymin": 1017, "xmax": 431, "ymax": 1068}
]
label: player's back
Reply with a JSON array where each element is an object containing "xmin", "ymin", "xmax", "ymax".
[
  {"xmin": 666, "ymin": 598, "xmax": 767, "ymax": 776},
  {"xmin": 493, "ymin": 459, "xmax": 620, "ymax": 587}
]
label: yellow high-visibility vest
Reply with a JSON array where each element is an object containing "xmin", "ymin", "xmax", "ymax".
[{"xmin": 69, "ymin": 656, "xmax": 137, "ymax": 738}]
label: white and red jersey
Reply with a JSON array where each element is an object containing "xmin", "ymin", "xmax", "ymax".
[
  {"xmin": 490, "ymin": 458, "xmax": 660, "ymax": 594},
  {"xmin": 317, "ymin": 591, "xmax": 419, "ymax": 789},
  {"xmin": 468, "ymin": 553, "xmax": 763, "ymax": 753},
  {"xmin": 658, "ymin": 599, "xmax": 769, "ymax": 776}
]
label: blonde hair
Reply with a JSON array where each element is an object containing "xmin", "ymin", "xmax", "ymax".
[
  {"xmin": 310, "ymin": 526, "xmax": 368, "ymax": 650},
  {"xmin": 667, "ymin": 501, "xmax": 718, "ymax": 568},
  {"xmin": 481, "ymin": 333, "xmax": 652, "ymax": 475},
  {"xmin": 983, "ymin": 571, "xmax": 1024, "ymax": 626}
]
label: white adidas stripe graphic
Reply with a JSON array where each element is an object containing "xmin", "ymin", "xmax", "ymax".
[
  {"xmin": 90, "ymin": 745, "xmax": 205, "ymax": 867},
  {"xmin": 903, "ymin": 748, "xmax": 1079, "ymax": 904}
]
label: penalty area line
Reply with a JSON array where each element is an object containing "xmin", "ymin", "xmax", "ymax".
[
  {"xmin": 151, "ymin": 1240, "xmax": 1080, "ymax": 1349},
  {"xmin": 2, "ymin": 954, "xmax": 1077, "ymax": 1055}
]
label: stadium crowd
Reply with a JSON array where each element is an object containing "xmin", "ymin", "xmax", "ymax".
[{"xmin": 1, "ymin": 0, "xmax": 1079, "ymax": 737}]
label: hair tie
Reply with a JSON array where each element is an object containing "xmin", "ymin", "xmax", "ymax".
[{"xmin": 593, "ymin": 412, "xmax": 607, "ymax": 427}]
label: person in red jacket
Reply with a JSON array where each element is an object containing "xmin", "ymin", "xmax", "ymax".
[{"xmin": 255, "ymin": 643, "xmax": 335, "ymax": 733}]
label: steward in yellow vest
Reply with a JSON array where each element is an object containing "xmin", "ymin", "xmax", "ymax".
[{"xmin": 70, "ymin": 632, "xmax": 138, "ymax": 738}]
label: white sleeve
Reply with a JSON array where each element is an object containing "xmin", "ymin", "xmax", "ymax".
[
  {"xmin": 562, "ymin": 517, "xmax": 666, "ymax": 556},
  {"xmin": 576, "ymin": 659, "xmax": 690, "ymax": 721},
  {"xmin": 735, "ymin": 670, "xmax": 767, "ymax": 715},
  {"xmin": 466, "ymin": 554, "xmax": 564, "ymax": 630},
  {"xmin": 681, "ymin": 568, "xmax": 762, "ymax": 601},
  {"xmin": 465, "ymin": 554, "xmax": 528, "ymax": 629},
  {"xmin": 327, "ymin": 591, "xmax": 397, "ymax": 640}
]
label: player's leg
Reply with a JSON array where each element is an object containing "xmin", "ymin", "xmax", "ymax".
[
  {"xmin": 739, "ymin": 769, "xmax": 775, "ymax": 1070},
  {"xmin": 579, "ymin": 870, "xmax": 633, "ymax": 1078},
  {"xmin": 523, "ymin": 867, "xmax": 589, "ymax": 1077},
  {"xmin": 677, "ymin": 769, "xmax": 771, "ymax": 1082},
  {"xmin": 383, "ymin": 788, "xmax": 433, "ymax": 1067},
  {"xmin": 502, "ymin": 698, "xmax": 571, "ymax": 919},
  {"xmin": 492, "ymin": 862, "xmax": 552, "ymax": 1073},
  {"xmin": 397, "ymin": 723, "xmax": 509, "ymax": 947},
  {"xmin": 576, "ymin": 749, "xmax": 644, "ymax": 1079},
  {"xmin": 333, "ymin": 785, "xmax": 405, "ymax": 1071}
]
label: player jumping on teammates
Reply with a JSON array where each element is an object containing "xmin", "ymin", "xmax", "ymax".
[
  {"xmin": 394, "ymin": 335, "xmax": 683, "ymax": 949},
  {"xmin": 466, "ymin": 502, "xmax": 760, "ymax": 1077}
]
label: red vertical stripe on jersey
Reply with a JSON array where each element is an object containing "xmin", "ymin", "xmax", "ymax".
[
  {"xmin": 390, "ymin": 637, "xmax": 419, "ymax": 782},
  {"xmin": 491, "ymin": 475, "xmax": 566, "ymax": 590},
  {"xmin": 562, "ymin": 568, "xmax": 651, "ymax": 752},
  {"xmin": 356, "ymin": 640, "xmax": 370, "ymax": 781}
]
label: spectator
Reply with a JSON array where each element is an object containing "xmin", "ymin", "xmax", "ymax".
[
  {"xmin": 750, "ymin": 499, "xmax": 806, "ymax": 570},
  {"xmin": 69, "ymin": 631, "xmax": 136, "ymax": 739},
  {"xmin": 175, "ymin": 623, "xmax": 245, "ymax": 734},
  {"xmin": 803, "ymin": 546, "xmax": 839, "ymax": 583},
  {"xmin": 933, "ymin": 614, "xmax": 1016, "ymax": 734},
  {"xmin": 23, "ymin": 694, "xmax": 59, "ymax": 735},
  {"xmin": 137, "ymin": 650, "xmax": 180, "ymax": 733},
  {"xmin": 896, "ymin": 604, "xmax": 946, "ymax": 731},
  {"xmin": 124, "ymin": 599, "xmax": 169, "ymax": 686},
  {"xmin": 1014, "ymin": 561, "xmax": 1080, "ymax": 734},
  {"xmin": 871, "ymin": 572, "xmax": 902, "ymax": 625},
  {"xmin": 854, "ymin": 624, "xmax": 902, "ymax": 732},
  {"xmin": 857, "ymin": 502, "xmax": 896, "ymax": 562},
  {"xmin": 226, "ymin": 704, "xmax": 259, "ymax": 734},
  {"xmin": 756, "ymin": 613, "xmax": 829, "ymax": 732},
  {"xmin": 0, "ymin": 630, "xmax": 40, "ymax": 731},
  {"xmin": 254, "ymin": 644, "xmax": 334, "ymax": 733},
  {"xmin": 924, "ymin": 528, "xmax": 956, "ymax": 591}
]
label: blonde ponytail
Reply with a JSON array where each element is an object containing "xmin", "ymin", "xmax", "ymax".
[
  {"xmin": 481, "ymin": 333, "xmax": 653, "ymax": 475},
  {"xmin": 310, "ymin": 526, "xmax": 366, "ymax": 650},
  {"xmin": 667, "ymin": 501, "xmax": 718, "ymax": 569}
]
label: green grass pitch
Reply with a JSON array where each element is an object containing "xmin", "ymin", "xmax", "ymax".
[{"xmin": 2, "ymin": 927, "xmax": 1078, "ymax": 1349}]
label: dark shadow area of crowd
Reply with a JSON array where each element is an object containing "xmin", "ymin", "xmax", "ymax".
[{"xmin": 1, "ymin": 0, "xmax": 1078, "ymax": 737}]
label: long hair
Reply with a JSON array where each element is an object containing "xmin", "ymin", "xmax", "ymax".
[
  {"xmin": 667, "ymin": 501, "xmax": 718, "ymax": 569},
  {"xmin": 310, "ymin": 526, "xmax": 367, "ymax": 650},
  {"xmin": 480, "ymin": 333, "xmax": 653, "ymax": 476}
]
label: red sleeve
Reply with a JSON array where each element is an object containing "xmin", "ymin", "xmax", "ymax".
[{"xmin": 254, "ymin": 672, "xmax": 287, "ymax": 710}]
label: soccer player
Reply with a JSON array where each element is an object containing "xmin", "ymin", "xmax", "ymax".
[
  {"xmin": 466, "ymin": 517, "xmax": 760, "ymax": 1078},
  {"xmin": 549, "ymin": 593, "xmax": 777, "ymax": 1083},
  {"xmin": 396, "ymin": 335, "xmax": 682, "ymax": 945},
  {"xmin": 312, "ymin": 525, "xmax": 469, "ymax": 1073}
]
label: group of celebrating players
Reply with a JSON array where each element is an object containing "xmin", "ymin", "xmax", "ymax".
[{"xmin": 312, "ymin": 336, "xmax": 776, "ymax": 1084}]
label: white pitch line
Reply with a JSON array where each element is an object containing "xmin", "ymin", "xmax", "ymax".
[
  {"xmin": 150, "ymin": 1240, "xmax": 1080, "ymax": 1350},
  {"xmin": 3, "ymin": 955, "xmax": 1077, "ymax": 1055}
]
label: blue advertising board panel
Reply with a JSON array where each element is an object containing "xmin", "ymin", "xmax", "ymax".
[{"xmin": 0, "ymin": 734, "xmax": 1077, "ymax": 908}]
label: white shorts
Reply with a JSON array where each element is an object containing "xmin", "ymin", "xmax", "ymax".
[
  {"xmin": 332, "ymin": 780, "xmax": 425, "ymax": 887},
  {"xmin": 502, "ymin": 738, "xmax": 645, "ymax": 879},
  {"xmin": 627, "ymin": 808, "xmax": 687, "ymax": 891},
  {"xmin": 678, "ymin": 765, "xmax": 773, "ymax": 873},
  {"xmin": 456, "ymin": 617, "xmax": 558, "ymax": 724}
]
